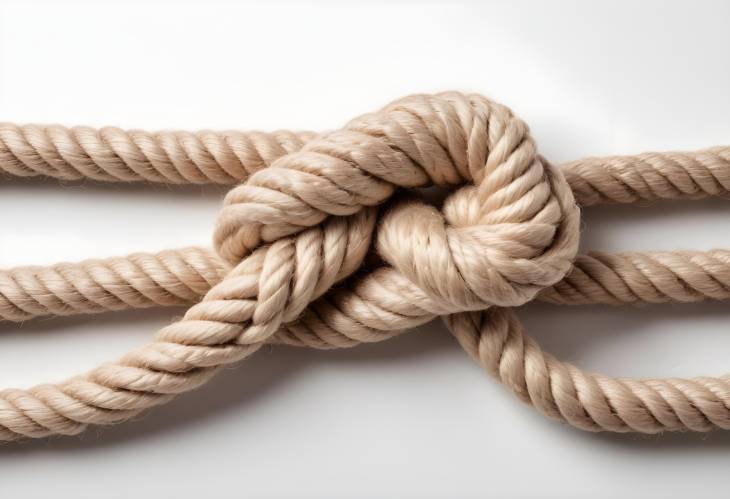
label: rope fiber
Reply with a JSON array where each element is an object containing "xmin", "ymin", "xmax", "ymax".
[{"xmin": 2, "ymin": 91, "xmax": 730, "ymax": 440}]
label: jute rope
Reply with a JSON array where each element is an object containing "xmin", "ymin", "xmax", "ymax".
[
  {"xmin": 4, "ymin": 249, "xmax": 730, "ymax": 322},
  {"xmin": 1, "ymin": 91, "xmax": 730, "ymax": 440}
]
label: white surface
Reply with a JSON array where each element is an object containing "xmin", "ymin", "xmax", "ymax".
[{"xmin": 1, "ymin": 0, "xmax": 730, "ymax": 497}]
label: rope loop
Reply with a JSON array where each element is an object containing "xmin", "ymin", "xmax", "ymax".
[{"xmin": 213, "ymin": 92, "xmax": 580, "ymax": 324}]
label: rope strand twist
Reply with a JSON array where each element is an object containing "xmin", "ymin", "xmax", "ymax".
[{"xmin": 2, "ymin": 91, "xmax": 730, "ymax": 440}]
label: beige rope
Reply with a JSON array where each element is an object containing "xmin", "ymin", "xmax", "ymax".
[
  {"xmin": 448, "ymin": 308, "xmax": 730, "ymax": 433},
  {"xmin": 562, "ymin": 147, "xmax": 730, "ymax": 206},
  {"xmin": 3, "ymin": 145, "xmax": 729, "ymax": 322},
  {"xmin": 541, "ymin": 250, "xmax": 730, "ymax": 305},
  {"xmin": 0, "ymin": 248, "xmax": 229, "ymax": 322},
  {"xmin": 2, "ymin": 119, "xmax": 728, "ymax": 206},
  {"xmin": 4, "ymin": 248, "xmax": 730, "ymax": 323},
  {"xmin": 0, "ymin": 124, "xmax": 316, "ymax": 184},
  {"xmin": 2, "ymin": 91, "xmax": 730, "ymax": 441}
]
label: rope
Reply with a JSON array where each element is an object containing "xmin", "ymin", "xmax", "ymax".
[
  {"xmin": 0, "ymin": 124, "xmax": 316, "ymax": 184},
  {"xmin": 3, "ymin": 147, "xmax": 729, "ymax": 321},
  {"xmin": 1, "ymin": 91, "xmax": 729, "ymax": 440},
  {"xmin": 4, "ymin": 248, "xmax": 730, "ymax": 322},
  {"xmin": 0, "ymin": 248, "xmax": 229, "ymax": 322},
  {"xmin": 2, "ymin": 120, "xmax": 728, "ymax": 206}
]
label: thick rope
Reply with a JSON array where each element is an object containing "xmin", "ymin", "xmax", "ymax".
[
  {"xmin": 4, "ymin": 248, "xmax": 730, "ymax": 322},
  {"xmin": 3, "ymin": 145, "xmax": 729, "ymax": 322},
  {"xmin": 449, "ymin": 308, "xmax": 730, "ymax": 432},
  {"xmin": 1, "ymin": 91, "xmax": 729, "ymax": 441},
  {"xmin": 0, "ymin": 124, "xmax": 316, "ymax": 184},
  {"xmin": 541, "ymin": 251, "xmax": 730, "ymax": 305},
  {"xmin": 2, "ymin": 120, "xmax": 728, "ymax": 207},
  {"xmin": 0, "ymin": 248, "xmax": 229, "ymax": 322},
  {"xmin": 562, "ymin": 147, "xmax": 730, "ymax": 206}
]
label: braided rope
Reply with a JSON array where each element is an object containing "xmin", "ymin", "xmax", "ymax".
[{"xmin": 2, "ymin": 91, "xmax": 729, "ymax": 441}]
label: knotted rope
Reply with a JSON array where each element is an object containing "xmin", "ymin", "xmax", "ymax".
[{"xmin": 2, "ymin": 92, "xmax": 730, "ymax": 440}]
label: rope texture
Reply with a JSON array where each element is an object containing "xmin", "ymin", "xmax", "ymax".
[
  {"xmin": 5, "ymin": 249, "xmax": 730, "ymax": 323},
  {"xmin": 2, "ymin": 118, "xmax": 728, "ymax": 207},
  {"xmin": 0, "ymin": 248, "xmax": 229, "ymax": 322},
  {"xmin": 0, "ymin": 124, "xmax": 316, "ymax": 184},
  {"xmin": 2, "ymin": 91, "xmax": 730, "ymax": 440}
]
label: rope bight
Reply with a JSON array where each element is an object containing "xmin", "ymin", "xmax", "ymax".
[{"xmin": 1, "ymin": 91, "xmax": 730, "ymax": 440}]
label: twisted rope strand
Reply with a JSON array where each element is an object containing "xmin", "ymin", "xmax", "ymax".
[
  {"xmin": 0, "ymin": 91, "xmax": 577, "ymax": 439},
  {"xmin": 447, "ymin": 308, "xmax": 730, "ymax": 433},
  {"xmin": 0, "ymin": 248, "xmax": 229, "ymax": 322},
  {"xmin": 2, "ymin": 121, "xmax": 728, "ymax": 208},
  {"xmin": 0, "ymin": 123, "xmax": 316, "ymax": 184},
  {"xmin": 4, "ymin": 141, "xmax": 730, "ymax": 322},
  {"xmin": 539, "ymin": 250, "xmax": 730, "ymax": 305},
  {"xmin": 0, "ymin": 209, "xmax": 377, "ymax": 439},
  {"xmin": 1, "ymin": 91, "xmax": 729, "ymax": 441},
  {"xmin": 561, "ymin": 147, "xmax": 730, "ymax": 205},
  {"xmin": 4, "ymin": 248, "xmax": 730, "ymax": 323}
]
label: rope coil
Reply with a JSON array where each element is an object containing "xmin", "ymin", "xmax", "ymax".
[{"xmin": 2, "ymin": 91, "xmax": 730, "ymax": 440}]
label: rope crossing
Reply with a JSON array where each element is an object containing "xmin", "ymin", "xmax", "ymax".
[{"xmin": 1, "ymin": 92, "xmax": 730, "ymax": 440}]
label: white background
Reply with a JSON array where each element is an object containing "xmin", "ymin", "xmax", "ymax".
[{"xmin": 1, "ymin": 0, "xmax": 730, "ymax": 497}]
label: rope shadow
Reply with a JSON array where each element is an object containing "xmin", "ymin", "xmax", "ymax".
[{"xmin": 0, "ymin": 174, "xmax": 230, "ymax": 197}]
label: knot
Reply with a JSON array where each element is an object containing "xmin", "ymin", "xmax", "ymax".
[
  {"xmin": 212, "ymin": 92, "xmax": 580, "ymax": 340},
  {"xmin": 10, "ymin": 90, "xmax": 730, "ymax": 441},
  {"xmin": 377, "ymin": 167, "xmax": 578, "ymax": 310}
]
